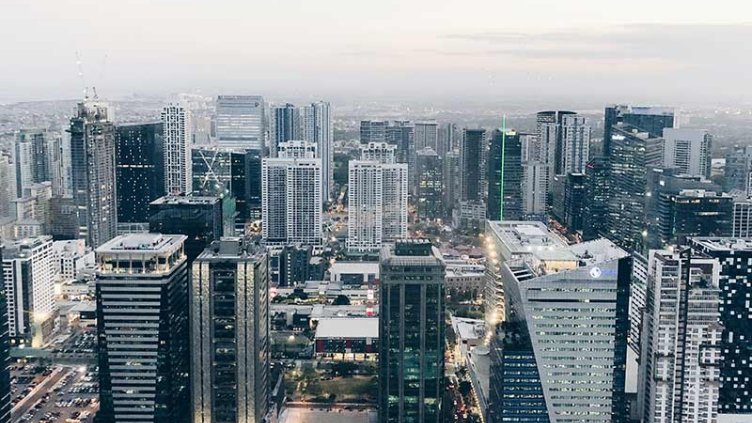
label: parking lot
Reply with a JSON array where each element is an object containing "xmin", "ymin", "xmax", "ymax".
[{"xmin": 11, "ymin": 363, "xmax": 98, "ymax": 423}]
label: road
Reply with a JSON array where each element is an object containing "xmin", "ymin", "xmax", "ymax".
[{"xmin": 11, "ymin": 367, "xmax": 67, "ymax": 419}]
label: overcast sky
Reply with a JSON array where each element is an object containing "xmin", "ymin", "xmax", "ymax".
[{"xmin": 2, "ymin": 0, "xmax": 751, "ymax": 103}]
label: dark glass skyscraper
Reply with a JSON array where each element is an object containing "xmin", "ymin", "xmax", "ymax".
[
  {"xmin": 460, "ymin": 128, "xmax": 486, "ymax": 202},
  {"xmin": 95, "ymin": 234, "xmax": 190, "ymax": 423},
  {"xmin": 191, "ymin": 238, "xmax": 270, "ymax": 423},
  {"xmin": 148, "ymin": 196, "xmax": 223, "ymax": 263},
  {"xmin": 115, "ymin": 122, "xmax": 165, "ymax": 224},
  {"xmin": 379, "ymin": 240, "xmax": 445, "ymax": 423},
  {"xmin": 582, "ymin": 157, "xmax": 610, "ymax": 240},
  {"xmin": 270, "ymin": 103, "xmax": 300, "ymax": 156},
  {"xmin": 415, "ymin": 147, "xmax": 443, "ymax": 220},
  {"xmin": 487, "ymin": 129, "xmax": 523, "ymax": 221}
]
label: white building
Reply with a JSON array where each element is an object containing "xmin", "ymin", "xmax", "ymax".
[
  {"xmin": 51, "ymin": 239, "xmax": 94, "ymax": 281},
  {"xmin": 521, "ymin": 134, "xmax": 548, "ymax": 220},
  {"xmin": 637, "ymin": 248, "xmax": 722, "ymax": 423},
  {"xmin": 1, "ymin": 236, "xmax": 56, "ymax": 347},
  {"xmin": 301, "ymin": 101, "xmax": 333, "ymax": 200},
  {"xmin": 262, "ymin": 151, "xmax": 322, "ymax": 245},
  {"xmin": 360, "ymin": 142, "xmax": 396, "ymax": 164},
  {"xmin": 161, "ymin": 103, "xmax": 192, "ymax": 194},
  {"xmin": 561, "ymin": 114, "xmax": 591, "ymax": 174},
  {"xmin": 663, "ymin": 128, "xmax": 712, "ymax": 178}
]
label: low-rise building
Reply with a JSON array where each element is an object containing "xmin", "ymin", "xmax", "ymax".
[{"xmin": 314, "ymin": 317, "xmax": 378, "ymax": 361}]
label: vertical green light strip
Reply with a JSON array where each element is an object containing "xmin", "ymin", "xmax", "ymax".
[{"xmin": 499, "ymin": 114, "xmax": 506, "ymax": 220}]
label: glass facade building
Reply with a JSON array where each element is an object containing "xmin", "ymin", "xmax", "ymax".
[
  {"xmin": 379, "ymin": 240, "xmax": 445, "ymax": 423},
  {"xmin": 487, "ymin": 130, "xmax": 523, "ymax": 221},
  {"xmin": 115, "ymin": 122, "xmax": 165, "ymax": 224},
  {"xmin": 215, "ymin": 95, "xmax": 264, "ymax": 150},
  {"xmin": 148, "ymin": 196, "xmax": 223, "ymax": 263}
]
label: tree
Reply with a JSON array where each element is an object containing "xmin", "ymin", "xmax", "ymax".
[{"xmin": 332, "ymin": 294, "xmax": 350, "ymax": 306}]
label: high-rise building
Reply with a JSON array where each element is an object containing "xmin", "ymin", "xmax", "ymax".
[
  {"xmin": 360, "ymin": 120, "xmax": 387, "ymax": 144},
  {"xmin": 68, "ymin": 100, "xmax": 117, "ymax": 248},
  {"xmin": 487, "ymin": 129, "xmax": 523, "ymax": 221},
  {"xmin": 0, "ymin": 154, "xmax": 14, "ymax": 220},
  {"xmin": 560, "ymin": 114, "xmax": 591, "ymax": 174},
  {"xmin": 732, "ymin": 196, "xmax": 752, "ymax": 237},
  {"xmin": 604, "ymin": 105, "xmax": 675, "ymax": 156},
  {"xmin": 161, "ymin": 104, "xmax": 192, "ymax": 195},
  {"xmin": 724, "ymin": 145, "xmax": 752, "ymax": 195},
  {"xmin": 606, "ymin": 123, "xmax": 664, "ymax": 253},
  {"xmin": 442, "ymin": 150, "xmax": 460, "ymax": 219},
  {"xmin": 536, "ymin": 110, "xmax": 577, "ymax": 187},
  {"xmin": 191, "ymin": 238, "xmax": 270, "ymax": 423},
  {"xmin": 148, "ymin": 196, "xmax": 223, "ymax": 263},
  {"xmin": 216, "ymin": 95, "xmax": 264, "ymax": 150},
  {"xmin": 551, "ymin": 172, "xmax": 587, "ymax": 232},
  {"xmin": 379, "ymin": 240, "xmax": 445, "ymax": 423},
  {"xmin": 270, "ymin": 103, "xmax": 301, "ymax": 156},
  {"xmin": 386, "ymin": 121, "xmax": 414, "ymax": 165},
  {"xmin": 437, "ymin": 122, "xmax": 457, "ymax": 158},
  {"xmin": 414, "ymin": 121, "xmax": 439, "ymax": 151},
  {"xmin": 95, "ymin": 234, "xmax": 189, "ymax": 423},
  {"xmin": 115, "ymin": 122, "xmax": 165, "ymax": 224},
  {"xmin": 582, "ymin": 156, "xmax": 610, "ymax": 240},
  {"xmin": 460, "ymin": 128, "xmax": 486, "ymax": 202},
  {"xmin": 415, "ymin": 147, "xmax": 443, "ymax": 220},
  {"xmin": 14, "ymin": 129, "xmax": 62, "ymax": 198},
  {"xmin": 0, "ymin": 247, "xmax": 10, "ymax": 423},
  {"xmin": 637, "ymin": 247, "xmax": 721, "ymax": 423},
  {"xmin": 486, "ymin": 234, "xmax": 630, "ymax": 423},
  {"xmin": 662, "ymin": 128, "xmax": 712, "ymax": 178},
  {"xmin": 690, "ymin": 238, "xmax": 752, "ymax": 419},
  {"xmin": 360, "ymin": 142, "xmax": 396, "ymax": 164},
  {"xmin": 1, "ymin": 236, "xmax": 55, "ymax": 348},
  {"xmin": 261, "ymin": 155, "xmax": 322, "ymax": 245},
  {"xmin": 301, "ymin": 101, "xmax": 333, "ymax": 200}
]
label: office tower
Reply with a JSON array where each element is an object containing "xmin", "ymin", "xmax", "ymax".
[
  {"xmin": 0, "ymin": 248, "xmax": 9, "ymax": 423},
  {"xmin": 95, "ymin": 234, "xmax": 189, "ymax": 423},
  {"xmin": 582, "ymin": 157, "xmax": 610, "ymax": 240},
  {"xmin": 161, "ymin": 104, "xmax": 192, "ymax": 195},
  {"xmin": 487, "ymin": 129, "xmax": 523, "ymax": 221},
  {"xmin": 216, "ymin": 95, "xmax": 264, "ymax": 150},
  {"xmin": 415, "ymin": 147, "xmax": 443, "ymax": 220},
  {"xmin": 0, "ymin": 154, "xmax": 14, "ymax": 220},
  {"xmin": 637, "ymin": 247, "xmax": 721, "ymax": 423},
  {"xmin": 486, "ymin": 234, "xmax": 630, "ymax": 423},
  {"xmin": 604, "ymin": 105, "xmax": 675, "ymax": 156},
  {"xmin": 438, "ymin": 122, "xmax": 457, "ymax": 158},
  {"xmin": 645, "ymin": 170, "xmax": 732, "ymax": 249},
  {"xmin": 724, "ymin": 145, "xmax": 752, "ymax": 195},
  {"xmin": 661, "ymin": 128, "xmax": 712, "ymax": 178},
  {"xmin": 561, "ymin": 114, "xmax": 591, "ymax": 174},
  {"xmin": 414, "ymin": 121, "xmax": 439, "ymax": 151},
  {"xmin": 270, "ymin": 103, "xmax": 301, "ymax": 156},
  {"xmin": 69, "ymin": 100, "xmax": 117, "ymax": 248},
  {"xmin": 192, "ymin": 147, "xmax": 260, "ymax": 223},
  {"xmin": 606, "ymin": 124, "xmax": 664, "ymax": 253},
  {"xmin": 460, "ymin": 128, "xmax": 485, "ymax": 202},
  {"xmin": 442, "ymin": 150, "xmax": 460, "ymax": 219},
  {"xmin": 277, "ymin": 244, "xmax": 317, "ymax": 287},
  {"xmin": 689, "ymin": 238, "xmax": 752, "ymax": 419},
  {"xmin": 379, "ymin": 240, "xmax": 445, "ymax": 423},
  {"xmin": 361, "ymin": 142, "xmax": 396, "ymax": 164},
  {"xmin": 115, "ymin": 122, "xmax": 165, "ymax": 224},
  {"xmin": 1, "ymin": 236, "xmax": 55, "ymax": 347},
  {"xmin": 360, "ymin": 120, "xmax": 387, "ymax": 143},
  {"xmin": 301, "ymin": 101, "xmax": 333, "ymax": 200},
  {"xmin": 48, "ymin": 197, "xmax": 79, "ymax": 240},
  {"xmin": 261, "ymin": 156, "xmax": 322, "ymax": 245},
  {"xmin": 13, "ymin": 129, "xmax": 62, "ymax": 198},
  {"xmin": 551, "ymin": 172, "xmax": 586, "ymax": 232},
  {"xmin": 732, "ymin": 196, "xmax": 752, "ymax": 237},
  {"xmin": 148, "ymin": 196, "xmax": 223, "ymax": 263},
  {"xmin": 386, "ymin": 121, "xmax": 414, "ymax": 164},
  {"xmin": 191, "ymin": 238, "xmax": 270, "ymax": 423}
]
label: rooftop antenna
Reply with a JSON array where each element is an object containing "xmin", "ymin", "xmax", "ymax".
[{"xmin": 75, "ymin": 51, "xmax": 88, "ymax": 100}]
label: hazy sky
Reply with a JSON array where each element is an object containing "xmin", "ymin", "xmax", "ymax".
[{"xmin": 2, "ymin": 0, "xmax": 752, "ymax": 103}]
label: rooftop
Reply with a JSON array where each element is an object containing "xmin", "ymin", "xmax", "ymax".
[
  {"xmin": 486, "ymin": 220, "xmax": 568, "ymax": 256},
  {"xmin": 96, "ymin": 233, "xmax": 186, "ymax": 254},
  {"xmin": 314, "ymin": 317, "xmax": 378, "ymax": 339},
  {"xmin": 691, "ymin": 237, "xmax": 752, "ymax": 252},
  {"xmin": 150, "ymin": 195, "xmax": 220, "ymax": 206},
  {"xmin": 196, "ymin": 237, "xmax": 266, "ymax": 261}
]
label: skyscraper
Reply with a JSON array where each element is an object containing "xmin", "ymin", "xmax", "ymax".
[
  {"xmin": 0, "ymin": 154, "xmax": 14, "ymax": 220},
  {"xmin": 14, "ymin": 129, "xmax": 62, "ymax": 197},
  {"xmin": 115, "ymin": 122, "xmax": 165, "ymax": 224},
  {"xmin": 261, "ymin": 151, "xmax": 322, "ymax": 245},
  {"xmin": 690, "ymin": 238, "xmax": 752, "ymax": 419},
  {"xmin": 191, "ymin": 238, "xmax": 270, "ymax": 423},
  {"xmin": 1, "ymin": 236, "xmax": 55, "ymax": 347},
  {"xmin": 68, "ymin": 100, "xmax": 117, "ymax": 248},
  {"xmin": 486, "ymin": 235, "xmax": 630, "ymax": 423},
  {"xmin": 0, "ymin": 247, "xmax": 10, "ymax": 423},
  {"xmin": 386, "ymin": 121, "xmax": 414, "ymax": 165},
  {"xmin": 536, "ymin": 110, "xmax": 576, "ymax": 183},
  {"xmin": 442, "ymin": 149, "xmax": 460, "ymax": 219},
  {"xmin": 360, "ymin": 120, "xmax": 387, "ymax": 143},
  {"xmin": 414, "ymin": 121, "xmax": 439, "ymax": 151},
  {"xmin": 460, "ymin": 128, "xmax": 485, "ymax": 202},
  {"xmin": 95, "ymin": 234, "xmax": 189, "ymax": 423},
  {"xmin": 216, "ymin": 95, "xmax": 265, "ymax": 150},
  {"xmin": 551, "ymin": 172, "xmax": 586, "ymax": 232},
  {"xmin": 270, "ymin": 103, "xmax": 301, "ymax": 156},
  {"xmin": 604, "ymin": 105, "xmax": 675, "ymax": 155},
  {"xmin": 732, "ymin": 196, "xmax": 752, "ymax": 237},
  {"xmin": 662, "ymin": 128, "xmax": 712, "ymax": 178},
  {"xmin": 560, "ymin": 114, "xmax": 591, "ymax": 174},
  {"xmin": 487, "ymin": 129, "xmax": 523, "ymax": 221},
  {"xmin": 521, "ymin": 133, "xmax": 548, "ymax": 222},
  {"xmin": 301, "ymin": 101, "xmax": 333, "ymax": 200},
  {"xmin": 582, "ymin": 156, "xmax": 610, "ymax": 240},
  {"xmin": 415, "ymin": 147, "xmax": 443, "ymax": 220},
  {"xmin": 161, "ymin": 104, "xmax": 192, "ymax": 195},
  {"xmin": 637, "ymin": 247, "xmax": 721, "ymax": 423},
  {"xmin": 360, "ymin": 142, "xmax": 396, "ymax": 164},
  {"xmin": 724, "ymin": 145, "xmax": 752, "ymax": 195},
  {"xmin": 148, "ymin": 195, "xmax": 223, "ymax": 263},
  {"xmin": 379, "ymin": 240, "xmax": 445, "ymax": 423}
]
